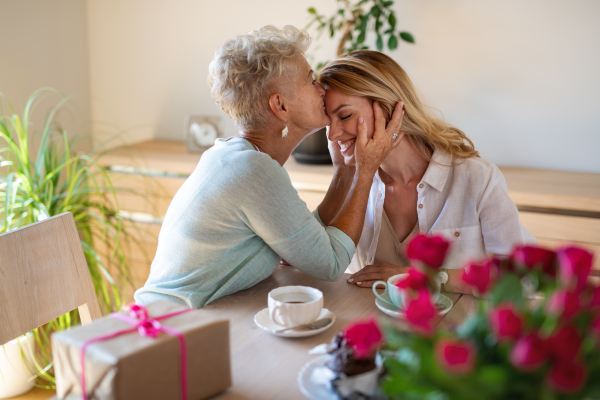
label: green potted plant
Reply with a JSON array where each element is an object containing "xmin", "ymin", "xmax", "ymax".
[
  {"xmin": 294, "ymin": 0, "xmax": 415, "ymax": 164},
  {"xmin": 0, "ymin": 88, "xmax": 148, "ymax": 390}
]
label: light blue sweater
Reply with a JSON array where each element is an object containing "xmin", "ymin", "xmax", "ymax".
[{"xmin": 134, "ymin": 137, "xmax": 355, "ymax": 308}]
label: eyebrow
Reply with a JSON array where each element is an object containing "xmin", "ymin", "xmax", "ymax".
[{"xmin": 331, "ymin": 104, "xmax": 351, "ymax": 114}]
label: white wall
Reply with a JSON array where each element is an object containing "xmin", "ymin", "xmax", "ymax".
[
  {"xmin": 394, "ymin": 0, "xmax": 600, "ymax": 173},
  {"xmin": 86, "ymin": 0, "xmax": 338, "ymax": 148},
  {"xmin": 0, "ymin": 0, "xmax": 91, "ymax": 145},
  {"xmin": 86, "ymin": 0, "xmax": 600, "ymax": 172}
]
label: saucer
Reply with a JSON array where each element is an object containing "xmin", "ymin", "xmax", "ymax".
[
  {"xmin": 297, "ymin": 355, "xmax": 338, "ymax": 400},
  {"xmin": 375, "ymin": 292, "xmax": 453, "ymax": 318},
  {"xmin": 254, "ymin": 308, "xmax": 335, "ymax": 338}
]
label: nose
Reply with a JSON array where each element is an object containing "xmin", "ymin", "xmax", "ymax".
[
  {"xmin": 315, "ymin": 82, "xmax": 326, "ymax": 97},
  {"xmin": 327, "ymin": 120, "xmax": 343, "ymax": 141}
]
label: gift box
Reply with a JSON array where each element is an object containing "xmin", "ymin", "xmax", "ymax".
[{"xmin": 51, "ymin": 300, "xmax": 231, "ymax": 400}]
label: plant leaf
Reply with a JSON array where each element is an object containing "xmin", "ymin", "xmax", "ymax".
[
  {"xmin": 388, "ymin": 12, "xmax": 396, "ymax": 30},
  {"xmin": 491, "ymin": 274, "xmax": 524, "ymax": 307},
  {"xmin": 400, "ymin": 31, "xmax": 415, "ymax": 43},
  {"xmin": 388, "ymin": 34, "xmax": 398, "ymax": 50},
  {"xmin": 376, "ymin": 34, "xmax": 384, "ymax": 51}
]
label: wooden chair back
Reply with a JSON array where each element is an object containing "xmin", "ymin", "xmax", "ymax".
[{"xmin": 0, "ymin": 212, "xmax": 102, "ymax": 345}]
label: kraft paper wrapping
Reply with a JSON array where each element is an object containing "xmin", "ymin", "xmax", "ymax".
[{"xmin": 51, "ymin": 300, "xmax": 231, "ymax": 400}]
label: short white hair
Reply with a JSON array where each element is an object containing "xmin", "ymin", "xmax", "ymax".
[{"xmin": 208, "ymin": 25, "xmax": 311, "ymax": 131}]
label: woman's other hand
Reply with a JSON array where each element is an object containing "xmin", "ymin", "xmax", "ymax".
[
  {"xmin": 353, "ymin": 101, "xmax": 405, "ymax": 177},
  {"xmin": 346, "ymin": 263, "xmax": 408, "ymax": 287}
]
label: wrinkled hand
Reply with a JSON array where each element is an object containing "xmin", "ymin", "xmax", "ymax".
[
  {"xmin": 354, "ymin": 101, "xmax": 405, "ymax": 177},
  {"xmin": 346, "ymin": 263, "xmax": 409, "ymax": 288}
]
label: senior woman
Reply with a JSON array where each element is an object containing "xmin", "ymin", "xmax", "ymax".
[
  {"xmin": 134, "ymin": 27, "xmax": 404, "ymax": 308},
  {"xmin": 317, "ymin": 50, "xmax": 536, "ymax": 293}
]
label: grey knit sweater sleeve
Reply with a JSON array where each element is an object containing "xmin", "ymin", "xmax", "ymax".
[{"xmin": 134, "ymin": 137, "xmax": 355, "ymax": 308}]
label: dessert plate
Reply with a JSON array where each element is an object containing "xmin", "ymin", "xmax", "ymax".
[
  {"xmin": 254, "ymin": 308, "xmax": 335, "ymax": 338},
  {"xmin": 297, "ymin": 355, "xmax": 338, "ymax": 400},
  {"xmin": 375, "ymin": 292, "xmax": 453, "ymax": 318}
]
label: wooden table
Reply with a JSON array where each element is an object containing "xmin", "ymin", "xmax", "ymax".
[
  {"xmin": 199, "ymin": 267, "xmax": 465, "ymax": 400},
  {"xmin": 17, "ymin": 267, "xmax": 469, "ymax": 400}
]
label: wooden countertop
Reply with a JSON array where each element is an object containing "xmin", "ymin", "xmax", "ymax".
[{"xmin": 100, "ymin": 139, "xmax": 600, "ymax": 214}]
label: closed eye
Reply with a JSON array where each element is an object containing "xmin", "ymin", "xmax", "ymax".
[{"xmin": 340, "ymin": 114, "xmax": 352, "ymax": 120}]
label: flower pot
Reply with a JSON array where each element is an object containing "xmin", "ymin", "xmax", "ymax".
[
  {"xmin": 0, "ymin": 333, "xmax": 35, "ymax": 398},
  {"xmin": 292, "ymin": 128, "xmax": 332, "ymax": 165}
]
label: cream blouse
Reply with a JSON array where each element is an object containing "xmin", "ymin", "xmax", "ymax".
[{"xmin": 347, "ymin": 150, "xmax": 537, "ymax": 273}]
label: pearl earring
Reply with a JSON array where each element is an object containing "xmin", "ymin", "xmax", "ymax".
[{"xmin": 282, "ymin": 122, "xmax": 288, "ymax": 138}]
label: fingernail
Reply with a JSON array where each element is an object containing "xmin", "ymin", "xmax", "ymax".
[
  {"xmin": 347, "ymin": 278, "xmax": 354, "ymax": 283},
  {"xmin": 400, "ymin": 101, "xmax": 404, "ymax": 107},
  {"xmin": 356, "ymin": 282, "xmax": 362, "ymax": 285},
  {"xmin": 402, "ymin": 110, "xmax": 405, "ymax": 115},
  {"xmin": 358, "ymin": 116, "xmax": 364, "ymax": 123}
]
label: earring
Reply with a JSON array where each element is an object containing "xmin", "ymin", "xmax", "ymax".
[{"xmin": 282, "ymin": 122, "xmax": 288, "ymax": 138}]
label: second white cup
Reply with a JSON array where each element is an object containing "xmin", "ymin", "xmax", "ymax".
[{"xmin": 268, "ymin": 286, "xmax": 323, "ymax": 328}]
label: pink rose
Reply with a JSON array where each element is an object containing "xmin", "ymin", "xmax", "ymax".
[
  {"xmin": 405, "ymin": 289, "xmax": 436, "ymax": 334},
  {"xmin": 435, "ymin": 338, "xmax": 476, "ymax": 375},
  {"xmin": 509, "ymin": 332, "xmax": 547, "ymax": 371},
  {"xmin": 491, "ymin": 256, "xmax": 515, "ymax": 273},
  {"xmin": 489, "ymin": 304, "xmax": 523, "ymax": 342},
  {"xmin": 590, "ymin": 284, "xmax": 600, "ymax": 309},
  {"xmin": 547, "ymin": 289, "xmax": 581, "ymax": 319},
  {"xmin": 395, "ymin": 267, "xmax": 428, "ymax": 291},
  {"xmin": 512, "ymin": 246, "xmax": 556, "ymax": 276},
  {"xmin": 547, "ymin": 359, "xmax": 587, "ymax": 394},
  {"xmin": 343, "ymin": 318, "xmax": 383, "ymax": 359},
  {"xmin": 461, "ymin": 259, "xmax": 497, "ymax": 294},
  {"xmin": 406, "ymin": 234, "xmax": 450, "ymax": 270},
  {"xmin": 547, "ymin": 326, "xmax": 581, "ymax": 361},
  {"xmin": 557, "ymin": 246, "xmax": 593, "ymax": 292}
]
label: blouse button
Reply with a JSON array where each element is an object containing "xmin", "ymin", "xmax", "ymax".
[
  {"xmin": 454, "ymin": 231, "xmax": 460, "ymax": 238},
  {"xmin": 418, "ymin": 183, "xmax": 424, "ymax": 189},
  {"xmin": 418, "ymin": 204, "xmax": 423, "ymax": 209}
]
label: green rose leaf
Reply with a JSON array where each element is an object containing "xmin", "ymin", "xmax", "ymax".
[{"xmin": 491, "ymin": 274, "xmax": 524, "ymax": 307}]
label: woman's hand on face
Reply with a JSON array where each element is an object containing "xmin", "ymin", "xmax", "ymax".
[
  {"xmin": 353, "ymin": 101, "xmax": 405, "ymax": 178},
  {"xmin": 328, "ymin": 135, "xmax": 354, "ymax": 174},
  {"xmin": 346, "ymin": 263, "xmax": 409, "ymax": 288}
]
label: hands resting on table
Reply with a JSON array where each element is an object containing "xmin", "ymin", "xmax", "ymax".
[
  {"xmin": 279, "ymin": 260, "xmax": 407, "ymax": 288},
  {"xmin": 280, "ymin": 260, "xmax": 468, "ymax": 294}
]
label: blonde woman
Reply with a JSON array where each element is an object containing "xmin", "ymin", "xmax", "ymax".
[
  {"xmin": 135, "ymin": 28, "xmax": 404, "ymax": 308},
  {"xmin": 317, "ymin": 50, "xmax": 536, "ymax": 292}
]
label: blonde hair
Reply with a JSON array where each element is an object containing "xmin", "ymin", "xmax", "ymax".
[
  {"xmin": 318, "ymin": 51, "xmax": 478, "ymax": 162},
  {"xmin": 208, "ymin": 25, "xmax": 311, "ymax": 131}
]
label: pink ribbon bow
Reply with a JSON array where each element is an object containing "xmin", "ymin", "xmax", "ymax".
[{"xmin": 80, "ymin": 304, "xmax": 193, "ymax": 400}]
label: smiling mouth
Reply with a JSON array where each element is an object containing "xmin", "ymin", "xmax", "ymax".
[{"xmin": 338, "ymin": 138, "xmax": 356, "ymax": 152}]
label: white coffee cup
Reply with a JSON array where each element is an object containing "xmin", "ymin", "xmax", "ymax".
[{"xmin": 268, "ymin": 286, "xmax": 323, "ymax": 328}]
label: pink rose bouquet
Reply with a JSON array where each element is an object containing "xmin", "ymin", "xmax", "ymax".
[{"xmin": 348, "ymin": 235, "xmax": 600, "ymax": 399}]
